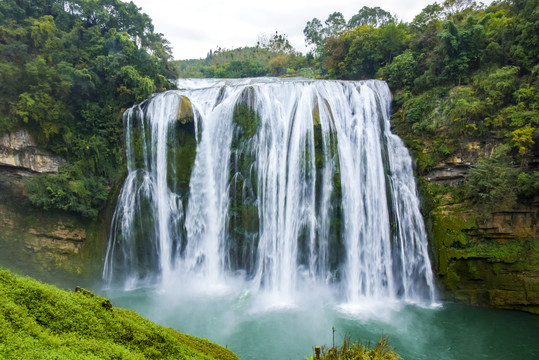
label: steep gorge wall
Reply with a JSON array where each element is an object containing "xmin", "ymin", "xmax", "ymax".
[
  {"xmin": 420, "ymin": 141, "xmax": 539, "ymax": 314},
  {"xmin": 0, "ymin": 130, "xmax": 110, "ymax": 288}
]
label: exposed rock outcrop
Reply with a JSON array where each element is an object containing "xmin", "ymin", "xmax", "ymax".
[
  {"xmin": 0, "ymin": 130, "xmax": 65, "ymax": 174},
  {"xmin": 431, "ymin": 202, "xmax": 539, "ymax": 313},
  {"xmin": 0, "ymin": 166, "xmax": 108, "ymax": 287},
  {"xmin": 423, "ymin": 140, "xmax": 498, "ymax": 184},
  {"xmin": 425, "ymin": 173, "xmax": 539, "ymax": 313}
]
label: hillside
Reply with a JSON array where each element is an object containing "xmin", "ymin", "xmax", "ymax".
[
  {"xmin": 0, "ymin": 0, "xmax": 175, "ymax": 218},
  {"xmin": 0, "ymin": 268, "xmax": 239, "ymax": 359}
]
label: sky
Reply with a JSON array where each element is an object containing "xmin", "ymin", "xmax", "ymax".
[{"xmin": 129, "ymin": 0, "xmax": 492, "ymax": 60}]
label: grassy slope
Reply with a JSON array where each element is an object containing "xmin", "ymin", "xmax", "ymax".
[{"xmin": 0, "ymin": 268, "xmax": 239, "ymax": 360}]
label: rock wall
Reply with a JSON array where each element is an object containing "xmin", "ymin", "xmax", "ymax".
[
  {"xmin": 0, "ymin": 130, "xmax": 65, "ymax": 174},
  {"xmin": 0, "ymin": 130, "xmax": 109, "ymax": 288},
  {"xmin": 420, "ymin": 140, "xmax": 539, "ymax": 314},
  {"xmin": 430, "ymin": 200, "xmax": 539, "ymax": 314}
]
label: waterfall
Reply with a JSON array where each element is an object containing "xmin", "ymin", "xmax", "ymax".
[{"xmin": 103, "ymin": 78, "xmax": 436, "ymax": 304}]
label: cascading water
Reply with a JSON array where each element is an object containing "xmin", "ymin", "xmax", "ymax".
[{"xmin": 103, "ymin": 78, "xmax": 436, "ymax": 305}]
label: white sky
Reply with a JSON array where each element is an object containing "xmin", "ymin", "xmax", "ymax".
[{"xmin": 130, "ymin": 0, "xmax": 494, "ymax": 60}]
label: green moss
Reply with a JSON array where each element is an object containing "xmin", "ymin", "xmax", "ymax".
[
  {"xmin": 165, "ymin": 115, "xmax": 198, "ymax": 193},
  {"xmin": 232, "ymin": 103, "xmax": 260, "ymax": 142},
  {"xmin": 446, "ymin": 239, "xmax": 527, "ymax": 264},
  {"xmin": 312, "ymin": 100, "xmax": 321, "ymax": 125},
  {"xmin": 226, "ymin": 98, "xmax": 260, "ymax": 273},
  {"xmin": 431, "ymin": 208, "xmax": 477, "ymax": 254},
  {"xmin": 445, "ymin": 267, "xmax": 461, "ymax": 289},
  {"xmin": 0, "ymin": 268, "xmax": 239, "ymax": 360},
  {"xmin": 177, "ymin": 95, "xmax": 194, "ymax": 124},
  {"xmin": 430, "ymin": 195, "xmax": 539, "ymax": 311}
]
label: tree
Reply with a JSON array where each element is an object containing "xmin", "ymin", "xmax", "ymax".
[
  {"xmin": 269, "ymin": 54, "xmax": 289, "ymax": 76},
  {"xmin": 348, "ymin": 6, "xmax": 394, "ymax": 28},
  {"xmin": 258, "ymin": 31, "xmax": 295, "ymax": 54},
  {"xmin": 411, "ymin": 3, "xmax": 444, "ymax": 29},
  {"xmin": 436, "ymin": 17, "xmax": 485, "ymax": 83},
  {"xmin": 467, "ymin": 145, "xmax": 518, "ymax": 211},
  {"xmin": 303, "ymin": 12, "xmax": 347, "ymax": 50},
  {"xmin": 323, "ymin": 12, "xmax": 347, "ymax": 38},
  {"xmin": 304, "ymin": 18, "xmax": 323, "ymax": 48},
  {"xmin": 443, "ymin": 0, "xmax": 478, "ymax": 17},
  {"xmin": 379, "ymin": 49, "xmax": 419, "ymax": 89}
]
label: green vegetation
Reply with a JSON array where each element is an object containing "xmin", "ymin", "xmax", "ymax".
[
  {"xmin": 0, "ymin": 0, "xmax": 175, "ymax": 218},
  {"xmin": 304, "ymin": 0, "xmax": 538, "ymax": 213},
  {"xmin": 467, "ymin": 144, "xmax": 519, "ymax": 211},
  {"xmin": 174, "ymin": 32, "xmax": 313, "ymax": 78},
  {"xmin": 306, "ymin": 336, "xmax": 401, "ymax": 360},
  {"xmin": 0, "ymin": 268, "xmax": 238, "ymax": 359}
]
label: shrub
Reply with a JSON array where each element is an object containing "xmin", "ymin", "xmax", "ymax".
[
  {"xmin": 307, "ymin": 335, "xmax": 401, "ymax": 360},
  {"xmin": 467, "ymin": 145, "xmax": 519, "ymax": 211}
]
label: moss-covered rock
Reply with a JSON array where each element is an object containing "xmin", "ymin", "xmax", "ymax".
[
  {"xmin": 168, "ymin": 115, "xmax": 197, "ymax": 193},
  {"xmin": 177, "ymin": 94, "xmax": 194, "ymax": 124},
  {"xmin": 426, "ymin": 182, "xmax": 539, "ymax": 313},
  {"xmin": 226, "ymin": 94, "xmax": 261, "ymax": 274},
  {"xmin": 0, "ymin": 168, "xmax": 111, "ymax": 288}
]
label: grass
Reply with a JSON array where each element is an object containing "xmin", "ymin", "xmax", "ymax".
[
  {"xmin": 0, "ymin": 268, "xmax": 239, "ymax": 360},
  {"xmin": 306, "ymin": 336, "xmax": 402, "ymax": 360}
]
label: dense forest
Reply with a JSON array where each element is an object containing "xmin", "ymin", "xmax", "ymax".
[
  {"xmin": 0, "ymin": 0, "xmax": 175, "ymax": 217},
  {"xmin": 176, "ymin": 0, "xmax": 539, "ymax": 214}
]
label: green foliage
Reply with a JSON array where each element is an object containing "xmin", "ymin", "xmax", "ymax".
[
  {"xmin": 467, "ymin": 145, "xmax": 519, "ymax": 211},
  {"xmin": 348, "ymin": 6, "xmax": 395, "ymax": 28},
  {"xmin": 24, "ymin": 166, "xmax": 108, "ymax": 219},
  {"xmin": 411, "ymin": 3, "xmax": 444, "ymax": 30},
  {"xmin": 304, "ymin": 7, "xmax": 396, "ymax": 52},
  {"xmin": 307, "ymin": 336, "xmax": 401, "ymax": 360},
  {"xmin": 214, "ymin": 60, "xmax": 268, "ymax": 78},
  {"xmin": 174, "ymin": 32, "xmax": 310, "ymax": 79},
  {"xmin": 323, "ymin": 21, "xmax": 409, "ymax": 79},
  {"xmin": 0, "ymin": 268, "xmax": 239, "ymax": 360},
  {"xmin": 0, "ymin": 0, "xmax": 175, "ymax": 217},
  {"xmin": 378, "ymin": 49, "xmax": 419, "ymax": 89},
  {"xmin": 517, "ymin": 171, "xmax": 539, "ymax": 200},
  {"xmin": 511, "ymin": 125, "xmax": 535, "ymax": 159}
]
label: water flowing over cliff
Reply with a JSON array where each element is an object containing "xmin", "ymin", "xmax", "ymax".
[{"xmin": 103, "ymin": 78, "xmax": 436, "ymax": 305}]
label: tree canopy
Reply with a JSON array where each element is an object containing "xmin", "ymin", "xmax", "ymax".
[
  {"xmin": 304, "ymin": 0, "xmax": 538, "ymax": 210},
  {"xmin": 0, "ymin": 0, "xmax": 175, "ymax": 217}
]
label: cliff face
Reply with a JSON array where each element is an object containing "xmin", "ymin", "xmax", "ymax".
[
  {"xmin": 0, "ymin": 130, "xmax": 109, "ymax": 287},
  {"xmin": 0, "ymin": 130, "xmax": 65, "ymax": 174},
  {"xmin": 420, "ymin": 141, "xmax": 539, "ymax": 314},
  {"xmin": 431, "ymin": 200, "xmax": 539, "ymax": 313}
]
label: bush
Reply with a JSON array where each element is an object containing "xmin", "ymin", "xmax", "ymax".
[
  {"xmin": 517, "ymin": 171, "xmax": 539, "ymax": 201},
  {"xmin": 307, "ymin": 335, "xmax": 401, "ymax": 360},
  {"xmin": 24, "ymin": 168, "xmax": 108, "ymax": 218},
  {"xmin": 467, "ymin": 145, "xmax": 519, "ymax": 211}
]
